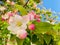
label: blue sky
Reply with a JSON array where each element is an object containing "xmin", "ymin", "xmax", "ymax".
[
  {"xmin": 42, "ymin": 0, "xmax": 60, "ymax": 21},
  {"xmin": 43, "ymin": 0, "xmax": 60, "ymax": 12}
]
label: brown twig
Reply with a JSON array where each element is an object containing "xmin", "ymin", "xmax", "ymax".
[{"xmin": 23, "ymin": 0, "xmax": 29, "ymax": 7}]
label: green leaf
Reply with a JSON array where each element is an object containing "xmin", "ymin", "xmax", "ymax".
[
  {"xmin": 23, "ymin": 37, "xmax": 31, "ymax": 45},
  {"xmin": 10, "ymin": 34, "xmax": 16, "ymax": 41},
  {"xmin": 33, "ymin": 22, "xmax": 54, "ymax": 34},
  {"xmin": 32, "ymin": 34, "xmax": 38, "ymax": 43},
  {"xmin": 14, "ymin": 4, "xmax": 28, "ymax": 15},
  {"xmin": 53, "ymin": 23, "xmax": 60, "ymax": 30},
  {"xmin": 37, "ymin": 34, "xmax": 44, "ymax": 45},
  {"xmin": 43, "ymin": 34, "xmax": 52, "ymax": 45}
]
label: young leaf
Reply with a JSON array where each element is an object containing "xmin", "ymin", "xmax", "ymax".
[{"xmin": 14, "ymin": 4, "xmax": 28, "ymax": 15}]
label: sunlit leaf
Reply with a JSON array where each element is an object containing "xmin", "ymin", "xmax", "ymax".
[{"xmin": 33, "ymin": 22, "xmax": 54, "ymax": 34}]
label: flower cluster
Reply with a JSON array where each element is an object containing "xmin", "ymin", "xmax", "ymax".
[{"xmin": 2, "ymin": 11, "xmax": 40, "ymax": 39}]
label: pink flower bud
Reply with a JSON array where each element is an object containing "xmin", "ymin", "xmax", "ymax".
[
  {"xmin": 36, "ymin": 18, "xmax": 41, "ymax": 22},
  {"xmin": 19, "ymin": 30, "xmax": 27, "ymax": 39},
  {"xmin": 28, "ymin": 24, "xmax": 35, "ymax": 30}
]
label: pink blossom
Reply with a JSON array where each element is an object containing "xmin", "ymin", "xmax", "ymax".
[
  {"xmin": 28, "ymin": 11, "xmax": 36, "ymax": 20},
  {"xmin": 28, "ymin": 11, "xmax": 40, "ymax": 22},
  {"xmin": 28, "ymin": 24, "xmax": 35, "ymax": 30}
]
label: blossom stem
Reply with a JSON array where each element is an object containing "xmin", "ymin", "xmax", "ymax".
[{"xmin": 16, "ymin": 37, "xmax": 24, "ymax": 45}]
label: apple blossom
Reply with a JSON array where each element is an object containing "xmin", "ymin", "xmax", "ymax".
[
  {"xmin": 28, "ymin": 11, "xmax": 41, "ymax": 22},
  {"xmin": 2, "ymin": 11, "xmax": 14, "ymax": 20},
  {"xmin": 7, "ymin": 15, "xmax": 29, "ymax": 39}
]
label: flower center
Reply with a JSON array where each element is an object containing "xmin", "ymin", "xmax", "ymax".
[{"xmin": 16, "ymin": 21, "xmax": 22, "ymax": 26}]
